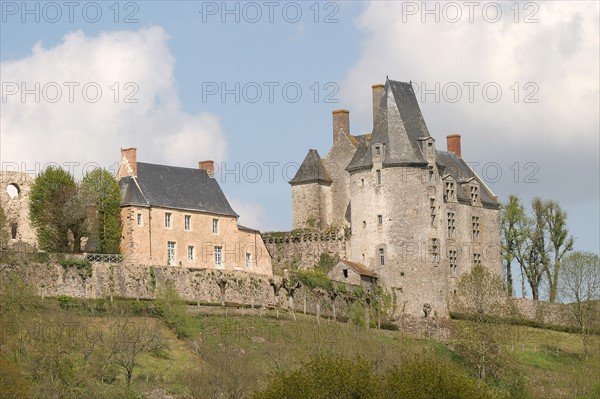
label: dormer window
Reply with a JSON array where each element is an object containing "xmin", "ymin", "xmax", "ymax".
[
  {"xmin": 470, "ymin": 185, "xmax": 479, "ymax": 204},
  {"xmin": 375, "ymin": 146, "xmax": 381, "ymax": 156},
  {"xmin": 444, "ymin": 181, "xmax": 456, "ymax": 202}
]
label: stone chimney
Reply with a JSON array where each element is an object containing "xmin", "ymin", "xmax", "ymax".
[
  {"xmin": 332, "ymin": 109, "xmax": 350, "ymax": 144},
  {"xmin": 447, "ymin": 134, "xmax": 462, "ymax": 158},
  {"xmin": 372, "ymin": 84, "xmax": 385, "ymax": 126},
  {"xmin": 119, "ymin": 147, "xmax": 137, "ymax": 179},
  {"xmin": 199, "ymin": 160, "xmax": 215, "ymax": 178}
]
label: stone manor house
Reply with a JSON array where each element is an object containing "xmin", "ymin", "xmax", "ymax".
[
  {"xmin": 290, "ymin": 79, "xmax": 502, "ymax": 317},
  {"xmin": 118, "ymin": 148, "xmax": 272, "ymax": 276}
]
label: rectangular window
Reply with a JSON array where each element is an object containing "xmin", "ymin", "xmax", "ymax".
[
  {"xmin": 214, "ymin": 246, "xmax": 222, "ymax": 266},
  {"xmin": 184, "ymin": 215, "xmax": 191, "ymax": 231},
  {"xmin": 379, "ymin": 248, "xmax": 385, "ymax": 266},
  {"xmin": 187, "ymin": 245, "xmax": 195, "ymax": 261},
  {"xmin": 447, "ymin": 211, "xmax": 456, "ymax": 237},
  {"xmin": 376, "ymin": 169, "xmax": 382, "ymax": 185},
  {"xmin": 377, "ymin": 214, "xmax": 383, "ymax": 225},
  {"xmin": 449, "ymin": 249, "xmax": 458, "ymax": 276},
  {"xmin": 472, "ymin": 216, "xmax": 480, "ymax": 240},
  {"xmin": 245, "ymin": 252, "xmax": 252, "ymax": 268},
  {"xmin": 473, "ymin": 252, "xmax": 482, "ymax": 267},
  {"xmin": 430, "ymin": 238, "xmax": 439, "ymax": 263},
  {"xmin": 212, "ymin": 218, "xmax": 219, "ymax": 234},
  {"xmin": 375, "ymin": 146, "xmax": 381, "ymax": 156},
  {"xmin": 430, "ymin": 197, "xmax": 436, "ymax": 225},
  {"xmin": 136, "ymin": 213, "xmax": 143, "ymax": 226},
  {"xmin": 428, "ymin": 166, "xmax": 434, "ymax": 183},
  {"xmin": 165, "ymin": 212, "xmax": 172, "ymax": 228},
  {"xmin": 167, "ymin": 241, "xmax": 176, "ymax": 265}
]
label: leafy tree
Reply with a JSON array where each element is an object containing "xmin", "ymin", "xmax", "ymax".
[
  {"xmin": 514, "ymin": 198, "xmax": 549, "ymax": 300},
  {"xmin": 501, "ymin": 195, "xmax": 527, "ymax": 296},
  {"xmin": 81, "ymin": 168, "xmax": 122, "ymax": 254},
  {"xmin": 559, "ymin": 251, "xmax": 600, "ymax": 357},
  {"xmin": 544, "ymin": 200, "xmax": 575, "ymax": 303},
  {"xmin": 29, "ymin": 167, "xmax": 87, "ymax": 252}
]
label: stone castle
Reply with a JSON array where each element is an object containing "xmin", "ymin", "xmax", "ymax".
[
  {"xmin": 0, "ymin": 78, "xmax": 503, "ymax": 319},
  {"xmin": 289, "ymin": 79, "xmax": 502, "ymax": 317}
]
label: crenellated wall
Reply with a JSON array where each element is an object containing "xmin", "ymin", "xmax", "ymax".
[{"xmin": 262, "ymin": 230, "xmax": 350, "ymax": 273}]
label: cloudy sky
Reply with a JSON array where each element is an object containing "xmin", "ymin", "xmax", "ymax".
[{"xmin": 1, "ymin": 2, "xmax": 598, "ymax": 265}]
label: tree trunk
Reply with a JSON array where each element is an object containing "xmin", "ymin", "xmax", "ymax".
[{"xmin": 505, "ymin": 260, "xmax": 513, "ymax": 297}]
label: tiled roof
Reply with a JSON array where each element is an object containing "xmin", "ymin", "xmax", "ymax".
[
  {"xmin": 339, "ymin": 259, "xmax": 377, "ymax": 278},
  {"xmin": 289, "ymin": 149, "xmax": 333, "ymax": 186},
  {"xmin": 119, "ymin": 162, "xmax": 238, "ymax": 217},
  {"xmin": 436, "ymin": 150, "xmax": 499, "ymax": 206},
  {"xmin": 347, "ymin": 79, "xmax": 430, "ymax": 171}
]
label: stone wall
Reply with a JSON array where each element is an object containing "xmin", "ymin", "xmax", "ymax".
[
  {"xmin": 0, "ymin": 171, "xmax": 37, "ymax": 247},
  {"xmin": 262, "ymin": 230, "xmax": 350, "ymax": 273},
  {"xmin": 0, "ymin": 257, "xmax": 274, "ymax": 306}
]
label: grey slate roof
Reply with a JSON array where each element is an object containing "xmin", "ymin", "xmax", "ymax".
[
  {"xmin": 436, "ymin": 150, "xmax": 499, "ymax": 207},
  {"xmin": 120, "ymin": 162, "xmax": 238, "ymax": 217},
  {"xmin": 289, "ymin": 149, "xmax": 333, "ymax": 186},
  {"xmin": 347, "ymin": 79, "xmax": 429, "ymax": 171}
]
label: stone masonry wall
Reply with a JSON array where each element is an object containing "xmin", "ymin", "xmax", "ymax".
[
  {"xmin": 262, "ymin": 230, "xmax": 349, "ymax": 273},
  {"xmin": 0, "ymin": 171, "xmax": 37, "ymax": 247}
]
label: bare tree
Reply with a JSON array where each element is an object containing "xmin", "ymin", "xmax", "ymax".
[
  {"xmin": 559, "ymin": 251, "xmax": 600, "ymax": 357},
  {"xmin": 106, "ymin": 319, "xmax": 164, "ymax": 386}
]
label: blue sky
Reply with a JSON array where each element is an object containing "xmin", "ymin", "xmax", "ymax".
[{"xmin": 1, "ymin": 1, "xmax": 599, "ymax": 296}]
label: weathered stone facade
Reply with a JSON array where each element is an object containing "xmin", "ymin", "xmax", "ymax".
[
  {"xmin": 121, "ymin": 206, "xmax": 272, "ymax": 276},
  {"xmin": 262, "ymin": 230, "xmax": 349, "ymax": 272},
  {"xmin": 0, "ymin": 171, "xmax": 37, "ymax": 248},
  {"xmin": 289, "ymin": 79, "xmax": 502, "ymax": 318}
]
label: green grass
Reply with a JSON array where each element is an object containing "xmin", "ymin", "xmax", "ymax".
[{"xmin": 3, "ymin": 297, "xmax": 598, "ymax": 399}]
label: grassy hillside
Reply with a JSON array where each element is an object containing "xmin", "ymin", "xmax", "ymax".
[{"xmin": 1, "ymin": 285, "xmax": 598, "ymax": 398}]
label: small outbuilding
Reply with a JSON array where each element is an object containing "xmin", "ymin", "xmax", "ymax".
[{"xmin": 328, "ymin": 259, "xmax": 377, "ymax": 287}]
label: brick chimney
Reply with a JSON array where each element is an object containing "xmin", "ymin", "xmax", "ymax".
[
  {"xmin": 199, "ymin": 160, "xmax": 215, "ymax": 178},
  {"xmin": 332, "ymin": 109, "xmax": 350, "ymax": 144},
  {"xmin": 119, "ymin": 147, "xmax": 137, "ymax": 179},
  {"xmin": 446, "ymin": 134, "xmax": 462, "ymax": 158},
  {"xmin": 372, "ymin": 84, "xmax": 385, "ymax": 126}
]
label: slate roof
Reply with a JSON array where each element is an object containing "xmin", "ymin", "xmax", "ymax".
[
  {"xmin": 119, "ymin": 162, "xmax": 238, "ymax": 217},
  {"xmin": 347, "ymin": 79, "xmax": 430, "ymax": 171},
  {"xmin": 338, "ymin": 259, "xmax": 377, "ymax": 278},
  {"xmin": 289, "ymin": 149, "xmax": 333, "ymax": 186},
  {"xmin": 436, "ymin": 150, "xmax": 499, "ymax": 207}
]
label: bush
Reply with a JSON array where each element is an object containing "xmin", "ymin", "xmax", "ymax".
[
  {"xmin": 252, "ymin": 354, "xmax": 501, "ymax": 399},
  {"xmin": 59, "ymin": 257, "xmax": 93, "ymax": 278},
  {"xmin": 154, "ymin": 282, "xmax": 196, "ymax": 339},
  {"xmin": 57, "ymin": 295, "xmax": 77, "ymax": 309}
]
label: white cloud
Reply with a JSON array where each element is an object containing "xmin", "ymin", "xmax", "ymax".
[
  {"xmin": 341, "ymin": 1, "xmax": 599, "ymax": 150},
  {"xmin": 0, "ymin": 26, "xmax": 228, "ymax": 176},
  {"xmin": 229, "ymin": 198, "xmax": 269, "ymax": 231}
]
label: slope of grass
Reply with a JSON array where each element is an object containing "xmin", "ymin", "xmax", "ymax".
[{"xmin": 1, "ymin": 296, "xmax": 597, "ymax": 398}]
